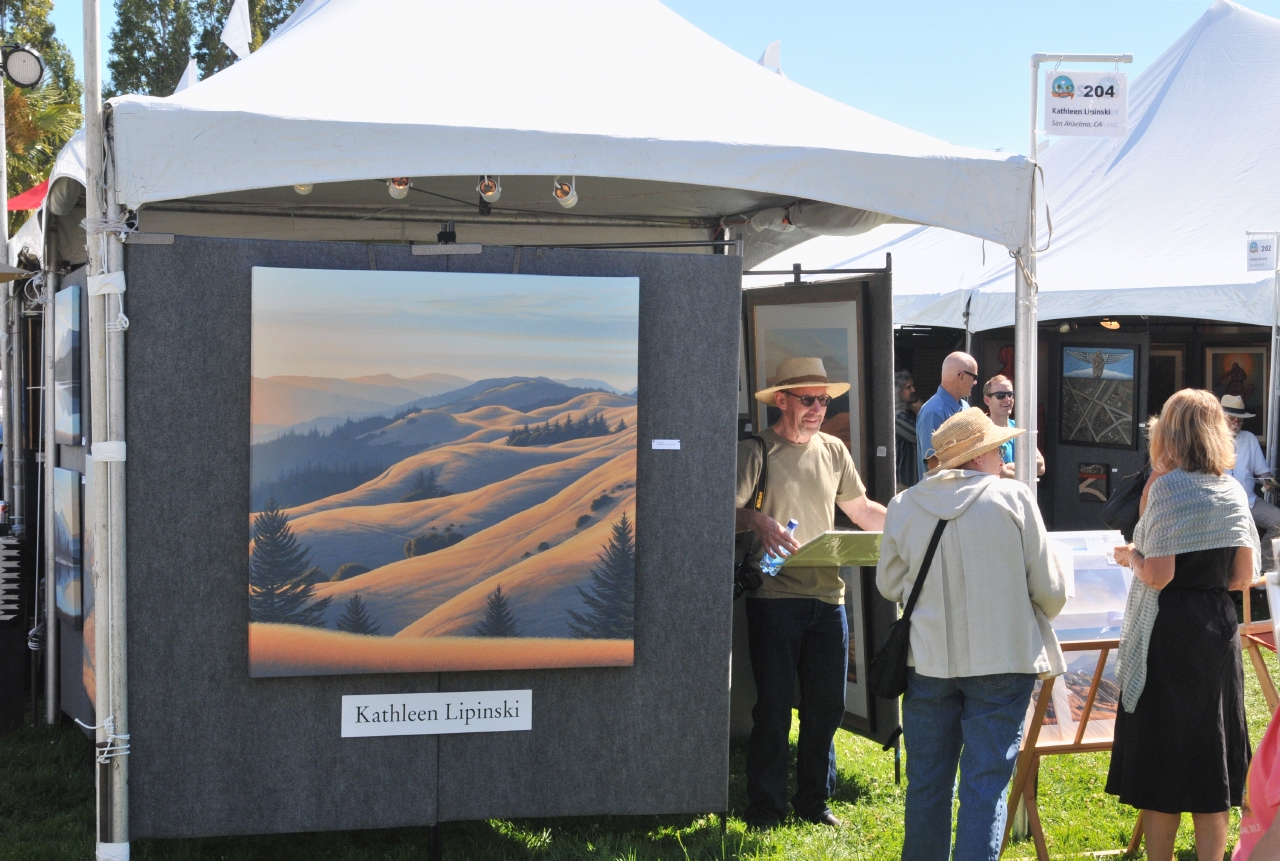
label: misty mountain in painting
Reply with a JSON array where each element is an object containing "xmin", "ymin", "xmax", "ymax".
[{"xmin": 248, "ymin": 268, "xmax": 639, "ymax": 678}]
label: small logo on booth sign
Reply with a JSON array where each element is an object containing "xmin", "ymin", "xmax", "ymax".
[
  {"xmin": 1251, "ymin": 241, "xmax": 1260, "ymax": 253},
  {"xmin": 341, "ymin": 690, "xmax": 532, "ymax": 737},
  {"xmin": 1051, "ymin": 75, "xmax": 1075, "ymax": 98}
]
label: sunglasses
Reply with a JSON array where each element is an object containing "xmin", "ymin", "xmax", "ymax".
[
  {"xmin": 988, "ymin": 391, "xmax": 1013, "ymax": 400},
  {"xmin": 959, "ymin": 370, "xmax": 979, "ymax": 381},
  {"xmin": 784, "ymin": 391, "xmax": 833, "ymax": 408}
]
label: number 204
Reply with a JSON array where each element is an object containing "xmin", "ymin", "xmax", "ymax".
[{"xmin": 1081, "ymin": 85, "xmax": 1117, "ymax": 98}]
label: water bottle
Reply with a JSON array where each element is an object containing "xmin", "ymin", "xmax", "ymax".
[{"xmin": 760, "ymin": 519, "xmax": 799, "ymax": 577}]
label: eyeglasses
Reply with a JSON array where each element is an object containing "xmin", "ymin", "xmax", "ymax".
[
  {"xmin": 784, "ymin": 391, "xmax": 833, "ymax": 408},
  {"xmin": 988, "ymin": 391, "xmax": 1013, "ymax": 400},
  {"xmin": 959, "ymin": 370, "xmax": 979, "ymax": 381}
]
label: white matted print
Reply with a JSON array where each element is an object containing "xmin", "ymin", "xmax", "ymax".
[
  {"xmin": 752, "ymin": 301, "xmax": 863, "ymax": 474},
  {"xmin": 53, "ymin": 286, "xmax": 81, "ymax": 446}
]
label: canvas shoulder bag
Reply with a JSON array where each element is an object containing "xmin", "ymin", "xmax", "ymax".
[
  {"xmin": 733, "ymin": 436, "xmax": 768, "ymax": 600},
  {"xmin": 867, "ymin": 517, "xmax": 949, "ymax": 699}
]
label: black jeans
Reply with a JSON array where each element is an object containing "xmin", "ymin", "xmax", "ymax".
[{"xmin": 744, "ymin": 597, "xmax": 848, "ymax": 824}]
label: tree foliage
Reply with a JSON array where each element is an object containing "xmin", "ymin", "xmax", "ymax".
[
  {"xmin": 248, "ymin": 497, "xmax": 331, "ymax": 625},
  {"xmin": 399, "ymin": 468, "xmax": 451, "ymax": 503},
  {"xmin": 567, "ymin": 512, "xmax": 635, "ymax": 639},
  {"xmin": 404, "ymin": 526, "xmax": 467, "ymax": 559},
  {"xmin": 192, "ymin": 0, "xmax": 301, "ymax": 79},
  {"xmin": 3, "ymin": 1, "xmax": 82, "ymax": 231},
  {"xmin": 473, "ymin": 585, "xmax": 521, "ymax": 637},
  {"xmin": 506, "ymin": 413, "xmax": 614, "ymax": 447},
  {"xmin": 336, "ymin": 593, "xmax": 381, "ymax": 635}
]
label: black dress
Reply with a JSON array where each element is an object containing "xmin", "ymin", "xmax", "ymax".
[{"xmin": 1106, "ymin": 547, "xmax": 1251, "ymax": 813}]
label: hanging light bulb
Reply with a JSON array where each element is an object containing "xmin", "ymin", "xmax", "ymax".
[
  {"xmin": 387, "ymin": 177, "xmax": 412, "ymax": 200},
  {"xmin": 552, "ymin": 176, "xmax": 578, "ymax": 209},
  {"xmin": 1100, "ymin": 318, "xmax": 1121, "ymax": 330},
  {"xmin": 293, "ymin": 183, "xmax": 313, "ymax": 195},
  {"xmin": 477, "ymin": 175, "xmax": 501, "ymax": 203}
]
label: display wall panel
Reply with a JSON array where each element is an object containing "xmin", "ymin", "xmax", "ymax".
[{"xmin": 123, "ymin": 237, "xmax": 738, "ymax": 837}]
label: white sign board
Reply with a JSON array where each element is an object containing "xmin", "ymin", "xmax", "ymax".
[
  {"xmin": 1248, "ymin": 235, "xmax": 1277, "ymax": 271},
  {"xmin": 341, "ymin": 689, "xmax": 532, "ymax": 737},
  {"xmin": 1044, "ymin": 70, "xmax": 1128, "ymax": 137}
]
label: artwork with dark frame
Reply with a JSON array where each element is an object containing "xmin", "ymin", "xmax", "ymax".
[
  {"xmin": 1059, "ymin": 344, "xmax": 1138, "ymax": 448},
  {"xmin": 1148, "ymin": 346, "xmax": 1185, "ymax": 418},
  {"xmin": 1206, "ymin": 345, "xmax": 1269, "ymax": 445},
  {"xmin": 53, "ymin": 467, "xmax": 83, "ymax": 627},
  {"xmin": 841, "ymin": 567, "xmax": 874, "ymax": 734},
  {"xmin": 53, "ymin": 285, "xmax": 81, "ymax": 446},
  {"xmin": 744, "ymin": 285, "xmax": 863, "ymax": 471}
]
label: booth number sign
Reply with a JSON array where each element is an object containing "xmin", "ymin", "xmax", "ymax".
[
  {"xmin": 1248, "ymin": 236, "xmax": 1277, "ymax": 272},
  {"xmin": 1044, "ymin": 70, "xmax": 1128, "ymax": 137}
]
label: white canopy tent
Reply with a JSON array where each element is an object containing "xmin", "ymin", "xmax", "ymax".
[
  {"xmin": 40, "ymin": 0, "xmax": 1035, "ymax": 265},
  {"xmin": 753, "ymin": 0, "xmax": 1280, "ymax": 333}
]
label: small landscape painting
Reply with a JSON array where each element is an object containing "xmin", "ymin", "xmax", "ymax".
[
  {"xmin": 249, "ymin": 267, "xmax": 639, "ymax": 677},
  {"xmin": 53, "ymin": 467, "xmax": 82, "ymax": 626},
  {"xmin": 53, "ymin": 285, "xmax": 80, "ymax": 446}
]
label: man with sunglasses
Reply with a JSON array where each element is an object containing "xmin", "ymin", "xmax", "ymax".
[
  {"xmin": 915, "ymin": 352, "xmax": 979, "ymax": 480},
  {"xmin": 736, "ymin": 357, "xmax": 886, "ymax": 830},
  {"xmin": 984, "ymin": 374, "xmax": 1045, "ymax": 478}
]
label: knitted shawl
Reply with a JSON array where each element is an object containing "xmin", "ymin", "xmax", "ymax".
[{"xmin": 1116, "ymin": 469, "xmax": 1259, "ymax": 712}]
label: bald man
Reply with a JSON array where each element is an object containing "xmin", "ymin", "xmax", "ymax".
[{"xmin": 915, "ymin": 352, "xmax": 979, "ymax": 481}]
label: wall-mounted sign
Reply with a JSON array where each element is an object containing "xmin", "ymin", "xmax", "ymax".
[
  {"xmin": 1044, "ymin": 70, "xmax": 1127, "ymax": 137},
  {"xmin": 341, "ymin": 689, "xmax": 532, "ymax": 737},
  {"xmin": 1248, "ymin": 235, "xmax": 1277, "ymax": 272}
]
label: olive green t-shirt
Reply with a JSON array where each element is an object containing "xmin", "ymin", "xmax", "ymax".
[{"xmin": 735, "ymin": 428, "xmax": 867, "ymax": 604}]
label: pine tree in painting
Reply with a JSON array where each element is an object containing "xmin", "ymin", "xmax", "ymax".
[
  {"xmin": 473, "ymin": 585, "xmax": 521, "ymax": 637},
  {"xmin": 336, "ymin": 593, "xmax": 381, "ymax": 635},
  {"xmin": 249, "ymin": 497, "xmax": 331, "ymax": 625},
  {"xmin": 567, "ymin": 513, "xmax": 635, "ymax": 639}
]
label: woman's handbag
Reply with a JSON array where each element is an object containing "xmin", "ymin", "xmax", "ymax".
[
  {"xmin": 1101, "ymin": 462, "xmax": 1151, "ymax": 541},
  {"xmin": 867, "ymin": 518, "xmax": 948, "ymax": 699},
  {"xmin": 733, "ymin": 437, "xmax": 768, "ymax": 600}
]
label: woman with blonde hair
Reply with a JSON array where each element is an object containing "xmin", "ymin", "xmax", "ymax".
[{"xmin": 1110, "ymin": 389, "xmax": 1260, "ymax": 861}]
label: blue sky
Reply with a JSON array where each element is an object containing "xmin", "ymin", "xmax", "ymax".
[
  {"xmin": 251, "ymin": 269, "xmax": 640, "ymax": 386},
  {"xmin": 47, "ymin": 1, "xmax": 1280, "ymax": 156}
]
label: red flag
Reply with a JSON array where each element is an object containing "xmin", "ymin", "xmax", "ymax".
[{"xmin": 7, "ymin": 179, "xmax": 48, "ymax": 211}]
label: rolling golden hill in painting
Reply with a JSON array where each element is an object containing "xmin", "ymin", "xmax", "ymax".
[{"xmin": 249, "ymin": 267, "xmax": 639, "ymax": 677}]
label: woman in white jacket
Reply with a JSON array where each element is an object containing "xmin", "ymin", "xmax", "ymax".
[{"xmin": 877, "ymin": 407, "xmax": 1066, "ymax": 861}]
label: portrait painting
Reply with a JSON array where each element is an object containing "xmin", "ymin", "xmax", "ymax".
[
  {"xmin": 749, "ymin": 298, "xmax": 863, "ymax": 471},
  {"xmin": 1060, "ymin": 345, "xmax": 1137, "ymax": 448},
  {"xmin": 1206, "ymin": 346, "xmax": 1269, "ymax": 444},
  {"xmin": 249, "ymin": 268, "xmax": 639, "ymax": 677},
  {"xmin": 53, "ymin": 285, "xmax": 81, "ymax": 446}
]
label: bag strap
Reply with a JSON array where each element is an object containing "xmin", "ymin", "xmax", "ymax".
[
  {"xmin": 748, "ymin": 436, "xmax": 768, "ymax": 513},
  {"xmin": 900, "ymin": 518, "xmax": 948, "ymax": 622}
]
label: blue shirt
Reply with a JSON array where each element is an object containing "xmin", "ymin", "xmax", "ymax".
[
  {"xmin": 998, "ymin": 418, "xmax": 1016, "ymax": 464},
  {"xmin": 916, "ymin": 387, "xmax": 967, "ymax": 479}
]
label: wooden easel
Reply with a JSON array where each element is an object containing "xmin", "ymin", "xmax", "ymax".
[{"xmin": 999, "ymin": 638, "xmax": 1143, "ymax": 860}]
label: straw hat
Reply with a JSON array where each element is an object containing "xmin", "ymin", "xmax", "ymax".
[
  {"xmin": 754, "ymin": 357, "xmax": 851, "ymax": 404},
  {"xmin": 926, "ymin": 407, "xmax": 1024, "ymax": 474},
  {"xmin": 1221, "ymin": 394, "xmax": 1255, "ymax": 418}
]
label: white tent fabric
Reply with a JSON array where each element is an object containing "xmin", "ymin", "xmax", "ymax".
[
  {"xmin": 105, "ymin": 0, "xmax": 1033, "ymax": 249},
  {"xmin": 754, "ymin": 0, "xmax": 1280, "ymax": 331}
]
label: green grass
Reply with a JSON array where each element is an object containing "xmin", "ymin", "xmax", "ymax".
[{"xmin": 4, "ymin": 648, "xmax": 1276, "ymax": 860}]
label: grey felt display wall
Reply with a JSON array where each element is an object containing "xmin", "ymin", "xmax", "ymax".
[{"xmin": 121, "ymin": 237, "xmax": 740, "ymax": 839}]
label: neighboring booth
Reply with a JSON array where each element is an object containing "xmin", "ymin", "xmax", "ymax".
[
  {"xmin": 752, "ymin": 0, "xmax": 1280, "ymax": 531},
  {"xmin": 19, "ymin": 0, "xmax": 1034, "ymax": 847}
]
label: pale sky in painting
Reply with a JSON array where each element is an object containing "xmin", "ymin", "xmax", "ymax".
[{"xmin": 251, "ymin": 269, "xmax": 639, "ymax": 390}]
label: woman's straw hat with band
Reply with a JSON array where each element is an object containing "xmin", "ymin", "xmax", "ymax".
[
  {"xmin": 926, "ymin": 407, "xmax": 1024, "ymax": 474},
  {"xmin": 754, "ymin": 357, "xmax": 851, "ymax": 403}
]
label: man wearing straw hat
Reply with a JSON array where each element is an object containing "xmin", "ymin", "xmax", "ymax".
[
  {"xmin": 877, "ymin": 407, "xmax": 1065, "ymax": 859},
  {"xmin": 1222, "ymin": 393, "xmax": 1280, "ymax": 568},
  {"xmin": 736, "ymin": 357, "xmax": 886, "ymax": 829}
]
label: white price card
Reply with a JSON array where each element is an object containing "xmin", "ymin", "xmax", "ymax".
[{"xmin": 651, "ymin": 439, "xmax": 681, "ymax": 450}]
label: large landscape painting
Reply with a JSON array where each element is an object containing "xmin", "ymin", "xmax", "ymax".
[{"xmin": 249, "ymin": 268, "xmax": 639, "ymax": 677}]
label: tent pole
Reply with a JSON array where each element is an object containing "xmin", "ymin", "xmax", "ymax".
[
  {"xmin": 43, "ymin": 267, "xmax": 56, "ymax": 725},
  {"xmin": 1015, "ymin": 56, "xmax": 1041, "ymax": 494},
  {"xmin": 83, "ymin": 0, "xmax": 130, "ymax": 856},
  {"xmin": 1270, "ymin": 259, "xmax": 1280, "ymax": 502}
]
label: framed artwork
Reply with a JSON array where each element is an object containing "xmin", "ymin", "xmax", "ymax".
[
  {"xmin": 1059, "ymin": 344, "xmax": 1138, "ymax": 448},
  {"xmin": 745, "ymin": 286, "xmax": 863, "ymax": 472},
  {"xmin": 1078, "ymin": 462, "xmax": 1109, "ymax": 503},
  {"xmin": 1148, "ymin": 346, "xmax": 1185, "ymax": 417},
  {"xmin": 53, "ymin": 285, "xmax": 81, "ymax": 446},
  {"xmin": 842, "ymin": 567, "xmax": 870, "ymax": 729},
  {"xmin": 53, "ymin": 467, "xmax": 83, "ymax": 627},
  {"xmin": 1206, "ymin": 346, "xmax": 1269, "ymax": 444},
  {"xmin": 249, "ymin": 268, "xmax": 638, "ymax": 677}
]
